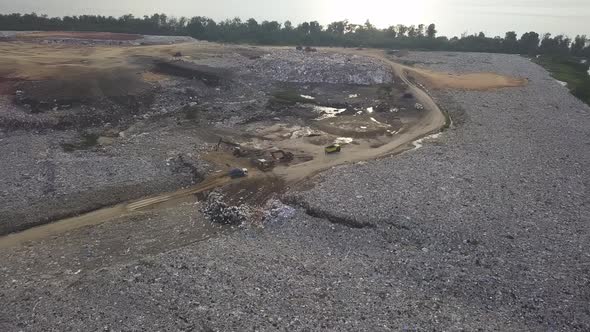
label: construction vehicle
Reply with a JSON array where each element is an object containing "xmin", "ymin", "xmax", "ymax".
[
  {"xmin": 251, "ymin": 158, "xmax": 275, "ymax": 171},
  {"xmin": 324, "ymin": 144, "xmax": 341, "ymax": 154},
  {"xmin": 271, "ymin": 150, "xmax": 294, "ymax": 162},
  {"xmin": 228, "ymin": 168, "xmax": 248, "ymax": 179},
  {"xmin": 232, "ymin": 146, "xmax": 249, "ymax": 157},
  {"xmin": 215, "ymin": 138, "xmax": 240, "ymax": 151}
]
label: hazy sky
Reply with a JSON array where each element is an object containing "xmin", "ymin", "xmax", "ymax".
[{"xmin": 2, "ymin": 0, "xmax": 589, "ymax": 37}]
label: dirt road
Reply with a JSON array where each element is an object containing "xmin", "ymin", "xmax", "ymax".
[
  {"xmin": 0, "ymin": 48, "xmax": 449, "ymax": 246},
  {"xmin": 274, "ymin": 49, "xmax": 448, "ymax": 181},
  {"xmin": 0, "ymin": 174, "xmax": 233, "ymax": 248}
]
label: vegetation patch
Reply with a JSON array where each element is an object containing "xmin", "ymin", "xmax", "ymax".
[
  {"xmin": 376, "ymin": 84, "xmax": 396, "ymax": 100},
  {"xmin": 533, "ymin": 55, "xmax": 590, "ymax": 106}
]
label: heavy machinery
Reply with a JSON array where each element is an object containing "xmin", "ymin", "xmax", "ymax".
[
  {"xmin": 271, "ymin": 150, "xmax": 294, "ymax": 162},
  {"xmin": 228, "ymin": 168, "xmax": 248, "ymax": 179},
  {"xmin": 232, "ymin": 146, "xmax": 249, "ymax": 157},
  {"xmin": 251, "ymin": 158, "xmax": 275, "ymax": 171},
  {"xmin": 324, "ymin": 144, "xmax": 341, "ymax": 154}
]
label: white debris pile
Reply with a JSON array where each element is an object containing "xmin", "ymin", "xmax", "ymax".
[
  {"xmin": 263, "ymin": 199, "xmax": 297, "ymax": 223},
  {"xmin": 334, "ymin": 137, "xmax": 354, "ymax": 144},
  {"xmin": 312, "ymin": 106, "xmax": 346, "ymax": 120},
  {"xmin": 250, "ymin": 50, "xmax": 393, "ymax": 85},
  {"xmin": 202, "ymin": 191, "xmax": 252, "ymax": 225},
  {"xmin": 290, "ymin": 126, "xmax": 321, "ymax": 138}
]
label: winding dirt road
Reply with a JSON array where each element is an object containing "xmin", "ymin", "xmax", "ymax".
[{"xmin": 0, "ymin": 49, "xmax": 447, "ymax": 247}]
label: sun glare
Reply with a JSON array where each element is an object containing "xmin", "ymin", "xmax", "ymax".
[{"xmin": 323, "ymin": 0, "xmax": 429, "ymax": 27}]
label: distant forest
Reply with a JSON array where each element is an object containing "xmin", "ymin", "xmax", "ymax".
[{"xmin": 1, "ymin": 13, "xmax": 590, "ymax": 57}]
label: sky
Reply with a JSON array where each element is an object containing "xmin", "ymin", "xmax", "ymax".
[{"xmin": 1, "ymin": 0, "xmax": 589, "ymax": 38}]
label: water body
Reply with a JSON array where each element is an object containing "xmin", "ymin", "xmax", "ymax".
[{"xmin": 2, "ymin": 0, "xmax": 589, "ymax": 38}]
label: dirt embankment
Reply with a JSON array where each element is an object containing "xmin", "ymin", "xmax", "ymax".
[
  {"xmin": 338, "ymin": 48, "xmax": 528, "ymax": 91},
  {"xmin": 408, "ymin": 68, "xmax": 528, "ymax": 90}
]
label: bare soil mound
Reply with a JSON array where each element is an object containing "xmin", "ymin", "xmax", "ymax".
[
  {"xmin": 15, "ymin": 69, "xmax": 152, "ymax": 107},
  {"xmin": 409, "ymin": 68, "xmax": 528, "ymax": 90},
  {"xmin": 153, "ymin": 60, "xmax": 230, "ymax": 86}
]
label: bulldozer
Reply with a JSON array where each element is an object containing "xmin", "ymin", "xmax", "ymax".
[
  {"xmin": 251, "ymin": 158, "xmax": 275, "ymax": 171},
  {"xmin": 271, "ymin": 150, "xmax": 294, "ymax": 163},
  {"xmin": 232, "ymin": 146, "xmax": 249, "ymax": 157}
]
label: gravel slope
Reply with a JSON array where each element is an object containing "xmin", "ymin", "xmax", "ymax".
[
  {"xmin": 0, "ymin": 125, "xmax": 208, "ymax": 235},
  {"xmin": 1, "ymin": 52, "xmax": 588, "ymax": 331}
]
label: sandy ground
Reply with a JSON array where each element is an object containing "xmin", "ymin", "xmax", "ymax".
[{"xmin": 325, "ymin": 47, "xmax": 528, "ymax": 91}]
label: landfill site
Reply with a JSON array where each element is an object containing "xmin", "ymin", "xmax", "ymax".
[{"xmin": 0, "ymin": 32, "xmax": 588, "ymax": 331}]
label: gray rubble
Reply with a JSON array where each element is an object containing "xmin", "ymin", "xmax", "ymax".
[
  {"xmin": 0, "ymin": 125, "xmax": 210, "ymax": 235},
  {"xmin": 1, "ymin": 51, "xmax": 589, "ymax": 331},
  {"xmin": 250, "ymin": 50, "xmax": 394, "ymax": 84}
]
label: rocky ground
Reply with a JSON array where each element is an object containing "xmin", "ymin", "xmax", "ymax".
[{"xmin": 0, "ymin": 51, "xmax": 588, "ymax": 331}]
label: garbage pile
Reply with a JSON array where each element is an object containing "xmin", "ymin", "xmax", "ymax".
[
  {"xmin": 202, "ymin": 191, "xmax": 252, "ymax": 225},
  {"xmin": 249, "ymin": 50, "xmax": 393, "ymax": 85},
  {"xmin": 263, "ymin": 199, "xmax": 297, "ymax": 223}
]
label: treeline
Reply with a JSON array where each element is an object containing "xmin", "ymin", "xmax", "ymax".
[{"xmin": 1, "ymin": 13, "xmax": 590, "ymax": 56}]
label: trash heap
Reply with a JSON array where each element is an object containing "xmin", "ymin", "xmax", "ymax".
[
  {"xmin": 202, "ymin": 191, "xmax": 252, "ymax": 225},
  {"xmin": 249, "ymin": 50, "xmax": 393, "ymax": 85}
]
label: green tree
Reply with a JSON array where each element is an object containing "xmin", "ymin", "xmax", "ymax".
[
  {"xmin": 386, "ymin": 25, "xmax": 397, "ymax": 38},
  {"xmin": 327, "ymin": 20, "xmax": 347, "ymax": 35},
  {"xmin": 407, "ymin": 25, "xmax": 417, "ymax": 38},
  {"xmin": 426, "ymin": 24, "xmax": 437, "ymax": 38},
  {"xmin": 417, "ymin": 24, "xmax": 425, "ymax": 37},
  {"xmin": 503, "ymin": 31, "xmax": 518, "ymax": 53},
  {"xmin": 363, "ymin": 20, "xmax": 376, "ymax": 31},
  {"xmin": 283, "ymin": 20, "xmax": 293, "ymax": 31},
  {"xmin": 396, "ymin": 24, "xmax": 408, "ymax": 37},
  {"xmin": 519, "ymin": 31, "xmax": 540, "ymax": 55},
  {"xmin": 571, "ymin": 35, "xmax": 587, "ymax": 56}
]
